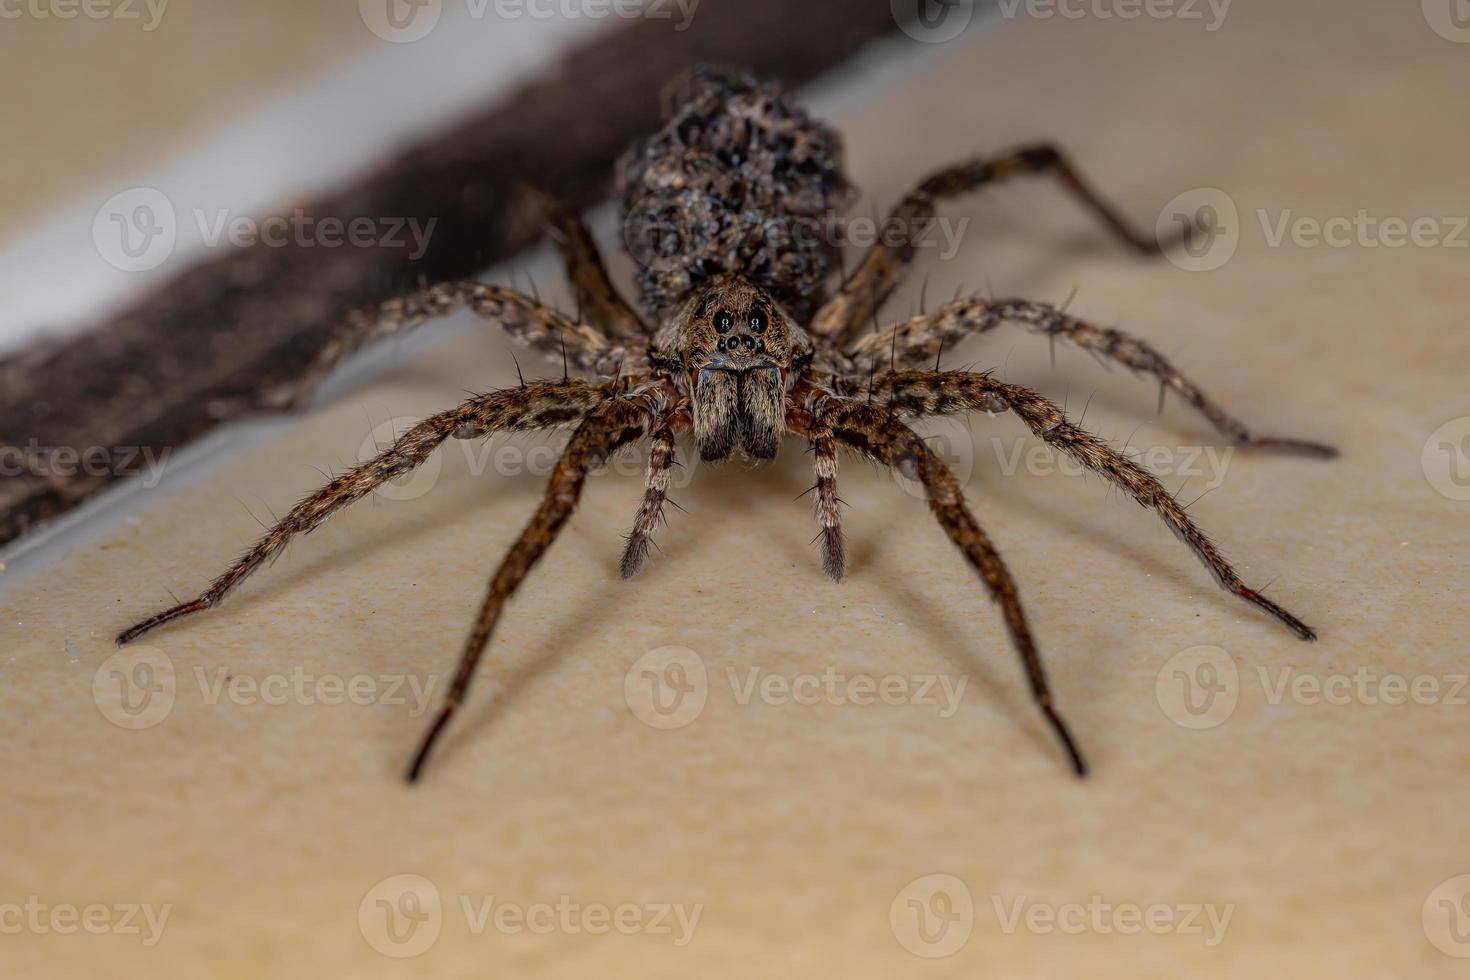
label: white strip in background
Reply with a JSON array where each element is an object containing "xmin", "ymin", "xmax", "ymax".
[{"xmin": 0, "ymin": 2, "xmax": 613, "ymax": 351}]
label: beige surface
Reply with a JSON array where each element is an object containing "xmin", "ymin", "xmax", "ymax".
[{"xmin": 4, "ymin": 2, "xmax": 1470, "ymax": 977}]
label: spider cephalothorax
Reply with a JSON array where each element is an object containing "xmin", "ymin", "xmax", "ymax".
[
  {"xmin": 652, "ymin": 274, "xmax": 813, "ymax": 461},
  {"xmin": 119, "ymin": 67, "xmax": 1335, "ymax": 784}
]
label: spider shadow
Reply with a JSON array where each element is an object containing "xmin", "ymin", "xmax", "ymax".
[
  {"xmin": 425, "ymin": 567, "xmax": 627, "ymax": 771},
  {"xmin": 839, "ymin": 453, "xmax": 1207, "ymax": 612},
  {"xmin": 429, "ymin": 462, "xmax": 782, "ymax": 770},
  {"xmin": 818, "ymin": 417, "xmax": 1262, "ymax": 759},
  {"xmin": 753, "ymin": 453, "xmax": 1097, "ymax": 763}
]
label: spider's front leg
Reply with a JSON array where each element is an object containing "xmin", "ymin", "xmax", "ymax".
[
  {"xmin": 813, "ymin": 144, "xmax": 1183, "ymax": 348},
  {"xmin": 409, "ymin": 395, "xmax": 651, "ymax": 782},
  {"xmin": 876, "ymin": 370, "xmax": 1320, "ymax": 640},
  {"xmin": 618, "ymin": 401, "xmax": 694, "ymax": 579},
  {"xmin": 805, "ymin": 420, "xmax": 846, "ymax": 581},
  {"xmin": 261, "ymin": 281, "xmax": 622, "ymax": 412},
  {"xmin": 847, "ymin": 298, "xmax": 1337, "ymax": 456},
  {"xmin": 117, "ymin": 379, "xmax": 606, "ymax": 644},
  {"xmin": 788, "ymin": 400, "xmax": 1086, "ymax": 775}
]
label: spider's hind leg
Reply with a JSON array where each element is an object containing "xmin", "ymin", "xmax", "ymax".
[
  {"xmin": 813, "ymin": 143, "xmax": 1182, "ymax": 347},
  {"xmin": 260, "ymin": 281, "xmax": 620, "ymax": 412},
  {"xmin": 409, "ymin": 398, "xmax": 649, "ymax": 782},
  {"xmin": 792, "ymin": 401, "xmax": 1085, "ymax": 775},
  {"xmin": 876, "ymin": 369, "xmax": 1320, "ymax": 640},
  {"xmin": 116, "ymin": 379, "xmax": 605, "ymax": 644},
  {"xmin": 850, "ymin": 298, "xmax": 1337, "ymax": 457},
  {"xmin": 534, "ymin": 191, "xmax": 650, "ymax": 343}
]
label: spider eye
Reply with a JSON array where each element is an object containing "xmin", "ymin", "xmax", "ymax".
[
  {"xmin": 748, "ymin": 311, "xmax": 767, "ymax": 334},
  {"xmin": 714, "ymin": 310, "xmax": 735, "ymax": 333}
]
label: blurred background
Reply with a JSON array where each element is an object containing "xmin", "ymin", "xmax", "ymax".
[{"xmin": 3, "ymin": 2, "xmax": 1469, "ymax": 978}]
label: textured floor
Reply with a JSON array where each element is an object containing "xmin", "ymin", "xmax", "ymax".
[{"xmin": 3, "ymin": 2, "xmax": 1469, "ymax": 976}]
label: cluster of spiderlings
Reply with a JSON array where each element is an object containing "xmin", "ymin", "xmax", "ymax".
[{"xmin": 617, "ymin": 66, "xmax": 853, "ymax": 322}]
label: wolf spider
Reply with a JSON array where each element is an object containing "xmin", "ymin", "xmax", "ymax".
[{"xmin": 118, "ymin": 70, "xmax": 1333, "ymax": 782}]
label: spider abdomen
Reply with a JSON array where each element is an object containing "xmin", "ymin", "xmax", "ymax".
[{"xmin": 617, "ymin": 66, "xmax": 853, "ymax": 322}]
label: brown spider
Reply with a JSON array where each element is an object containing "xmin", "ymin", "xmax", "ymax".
[{"xmin": 117, "ymin": 68, "xmax": 1334, "ymax": 782}]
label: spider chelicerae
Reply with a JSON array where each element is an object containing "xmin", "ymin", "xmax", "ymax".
[{"xmin": 118, "ymin": 67, "xmax": 1334, "ymax": 782}]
